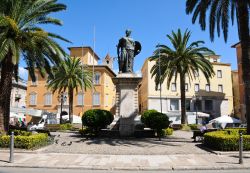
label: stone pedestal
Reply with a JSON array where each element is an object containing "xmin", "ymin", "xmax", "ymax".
[{"xmin": 112, "ymin": 73, "xmax": 142, "ymax": 136}]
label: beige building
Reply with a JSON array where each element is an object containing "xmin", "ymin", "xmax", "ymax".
[
  {"xmin": 26, "ymin": 47, "xmax": 116, "ymax": 121},
  {"xmin": 139, "ymin": 55, "xmax": 234, "ymax": 124}
]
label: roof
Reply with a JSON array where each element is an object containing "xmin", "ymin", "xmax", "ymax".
[
  {"xmin": 231, "ymin": 41, "xmax": 241, "ymax": 48},
  {"xmin": 88, "ymin": 65, "xmax": 116, "ymax": 77},
  {"xmin": 68, "ymin": 46, "xmax": 100, "ymax": 60}
]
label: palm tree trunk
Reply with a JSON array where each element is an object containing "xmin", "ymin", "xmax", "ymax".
[
  {"xmin": 237, "ymin": 2, "xmax": 250, "ymax": 134},
  {"xmin": 180, "ymin": 74, "xmax": 187, "ymax": 124},
  {"xmin": 68, "ymin": 88, "xmax": 73, "ymax": 124},
  {"xmin": 0, "ymin": 53, "xmax": 14, "ymax": 132}
]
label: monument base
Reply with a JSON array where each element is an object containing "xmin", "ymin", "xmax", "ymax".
[{"xmin": 112, "ymin": 73, "xmax": 142, "ymax": 137}]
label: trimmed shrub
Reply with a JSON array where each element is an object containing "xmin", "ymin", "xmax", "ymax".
[
  {"xmin": 0, "ymin": 133, "xmax": 49, "ymax": 149},
  {"xmin": 164, "ymin": 127, "xmax": 174, "ymax": 136},
  {"xmin": 59, "ymin": 123, "xmax": 73, "ymax": 131},
  {"xmin": 82, "ymin": 109, "xmax": 114, "ymax": 132},
  {"xmin": 141, "ymin": 109, "xmax": 158, "ymax": 127},
  {"xmin": 141, "ymin": 110, "xmax": 170, "ymax": 138},
  {"xmin": 188, "ymin": 124, "xmax": 199, "ymax": 130},
  {"xmin": 204, "ymin": 128, "xmax": 250, "ymax": 151},
  {"xmin": 10, "ymin": 130, "xmax": 32, "ymax": 136}
]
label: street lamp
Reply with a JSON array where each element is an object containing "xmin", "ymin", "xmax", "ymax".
[
  {"xmin": 58, "ymin": 92, "xmax": 67, "ymax": 124},
  {"xmin": 192, "ymin": 94, "xmax": 202, "ymax": 124}
]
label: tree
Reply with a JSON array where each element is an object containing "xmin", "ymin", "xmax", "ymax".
[
  {"xmin": 47, "ymin": 57, "xmax": 93, "ymax": 123},
  {"xmin": 0, "ymin": 0, "xmax": 69, "ymax": 132},
  {"xmin": 149, "ymin": 29, "xmax": 215, "ymax": 124},
  {"xmin": 186, "ymin": 0, "xmax": 250, "ymax": 134}
]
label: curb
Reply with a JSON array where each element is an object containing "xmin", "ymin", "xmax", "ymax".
[{"xmin": 1, "ymin": 164, "xmax": 250, "ymax": 171}]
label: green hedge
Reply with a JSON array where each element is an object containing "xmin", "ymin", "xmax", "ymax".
[
  {"xmin": 204, "ymin": 128, "xmax": 250, "ymax": 151},
  {"xmin": 141, "ymin": 110, "xmax": 170, "ymax": 138},
  {"xmin": 188, "ymin": 124, "xmax": 199, "ymax": 130},
  {"xmin": 59, "ymin": 123, "xmax": 73, "ymax": 131},
  {"xmin": 82, "ymin": 109, "xmax": 114, "ymax": 132},
  {"xmin": 10, "ymin": 130, "xmax": 32, "ymax": 136},
  {"xmin": 164, "ymin": 128, "xmax": 173, "ymax": 136},
  {"xmin": 0, "ymin": 133, "xmax": 49, "ymax": 149}
]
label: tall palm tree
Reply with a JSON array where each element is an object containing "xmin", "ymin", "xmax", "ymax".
[
  {"xmin": 186, "ymin": 0, "xmax": 250, "ymax": 134},
  {"xmin": 150, "ymin": 29, "xmax": 215, "ymax": 124},
  {"xmin": 0, "ymin": 0, "xmax": 69, "ymax": 132},
  {"xmin": 47, "ymin": 57, "xmax": 93, "ymax": 123}
]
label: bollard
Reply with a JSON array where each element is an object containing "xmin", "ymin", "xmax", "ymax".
[
  {"xmin": 9, "ymin": 131, "xmax": 14, "ymax": 163},
  {"xmin": 239, "ymin": 132, "xmax": 243, "ymax": 164}
]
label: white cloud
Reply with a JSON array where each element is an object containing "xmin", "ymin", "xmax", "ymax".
[{"xmin": 19, "ymin": 67, "xmax": 28, "ymax": 81}]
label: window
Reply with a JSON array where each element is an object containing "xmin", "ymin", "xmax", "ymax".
[
  {"xmin": 170, "ymin": 99, "xmax": 179, "ymax": 111},
  {"xmin": 205, "ymin": 84, "xmax": 210, "ymax": 92},
  {"xmin": 30, "ymin": 93, "xmax": 37, "ymax": 105},
  {"xmin": 218, "ymin": 84, "xmax": 223, "ymax": 92},
  {"xmin": 185, "ymin": 83, "xmax": 188, "ymax": 92},
  {"xmin": 171, "ymin": 83, "xmax": 176, "ymax": 91},
  {"xmin": 186, "ymin": 99, "xmax": 191, "ymax": 111},
  {"xmin": 194, "ymin": 84, "xmax": 199, "ymax": 92},
  {"xmin": 77, "ymin": 93, "xmax": 84, "ymax": 106},
  {"xmin": 44, "ymin": 93, "xmax": 52, "ymax": 105},
  {"xmin": 205, "ymin": 100, "xmax": 213, "ymax": 111},
  {"xmin": 94, "ymin": 72, "xmax": 101, "ymax": 84},
  {"xmin": 105, "ymin": 94, "xmax": 109, "ymax": 107},
  {"xmin": 93, "ymin": 93, "xmax": 100, "ymax": 106},
  {"xmin": 217, "ymin": 70, "xmax": 222, "ymax": 78},
  {"xmin": 194, "ymin": 70, "xmax": 199, "ymax": 77}
]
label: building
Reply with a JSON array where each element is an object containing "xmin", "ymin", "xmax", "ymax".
[
  {"xmin": 231, "ymin": 41, "xmax": 250, "ymax": 122},
  {"xmin": 231, "ymin": 70, "xmax": 241, "ymax": 119},
  {"xmin": 10, "ymin": 78, "xmax": 27, "ymax": 109},
  {"xmin": 139, "ymin": 55, "xmax": 234, "ymax": 124},
  {"xmin": 26, "ymin": 47, "xmax": 116, "ymax": 119}
]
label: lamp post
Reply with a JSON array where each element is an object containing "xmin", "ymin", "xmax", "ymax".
[
  {"xmin": 58, "ymin": 92, "xmax": 67, "ymax": 124},
  {"xmin": 192, "ymin": 94, "xmax": 202, "ymax": 124}
]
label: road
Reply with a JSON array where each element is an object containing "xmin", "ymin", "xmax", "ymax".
[{"xmin": 0, "ymin": 168, "xmax": 249, "ymax": 173}]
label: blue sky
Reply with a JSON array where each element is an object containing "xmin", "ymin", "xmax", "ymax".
[{"xmin": 19, "ymin": 0, "xmax": 239, "ymax": 80}]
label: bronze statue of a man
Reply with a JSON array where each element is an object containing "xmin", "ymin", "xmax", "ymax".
[{"xmin": 117, "ymin": 30, "xmax": 141, "ymax": 73}]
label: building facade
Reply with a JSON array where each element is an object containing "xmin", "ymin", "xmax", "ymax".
[
  {"xmin": 232, "ymin": 42, "xmax": 250, "ymax": 122},
  {"xmin": 26, "ymin": 47, "xmax": 116, "ymax": 118},
  {"xmin": 139, "ymin": 55, "xmax": 234, "ymax": 123},
  {"xmin": 231, "ymin": 70, "xmax": 241, "ymax": 119},
  {"xmin": 10, "ymin": 78, "xmax": 27, "ymax": 109}
]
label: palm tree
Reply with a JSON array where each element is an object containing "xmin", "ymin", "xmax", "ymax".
[
  {"xmin": 0, "ymin": 0, "xmax": 69, "ymax": 132},
  {"xmin": 149, "ymin": 29, "xmax": 215, "ymax": 124},
  {"xmin": 47, "ymin": 57, "xmax": 93, "ymax": 123},
  {"xmin": 186, "ymin": 0, "xmax": 250, "ymax": 134}
]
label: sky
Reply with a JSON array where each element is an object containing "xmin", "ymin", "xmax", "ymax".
[{"xmin": 19, "ymin": 0, "xmax": 239, "ymax": 80}]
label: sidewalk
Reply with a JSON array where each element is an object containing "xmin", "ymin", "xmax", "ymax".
[{"xmin": 1, "ymin": 151, "xmax": 250, "ymax": 170}]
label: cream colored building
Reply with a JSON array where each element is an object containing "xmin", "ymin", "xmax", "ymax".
[
  {"xmin": 139, "ymin": 55, "xmax": 234, "ymax": 124},
  {"xmin": 26, "ymin": 47, "xmax": 116, "ymax": 122}
]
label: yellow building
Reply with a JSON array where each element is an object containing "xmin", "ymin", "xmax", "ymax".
[
  {"xmin": 139, "ymin": 55, "xmax": 234, "ymax": 124},
  {"xmin": 26, "ymin": 47, "xmax": 116, "ymax": 119}
]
